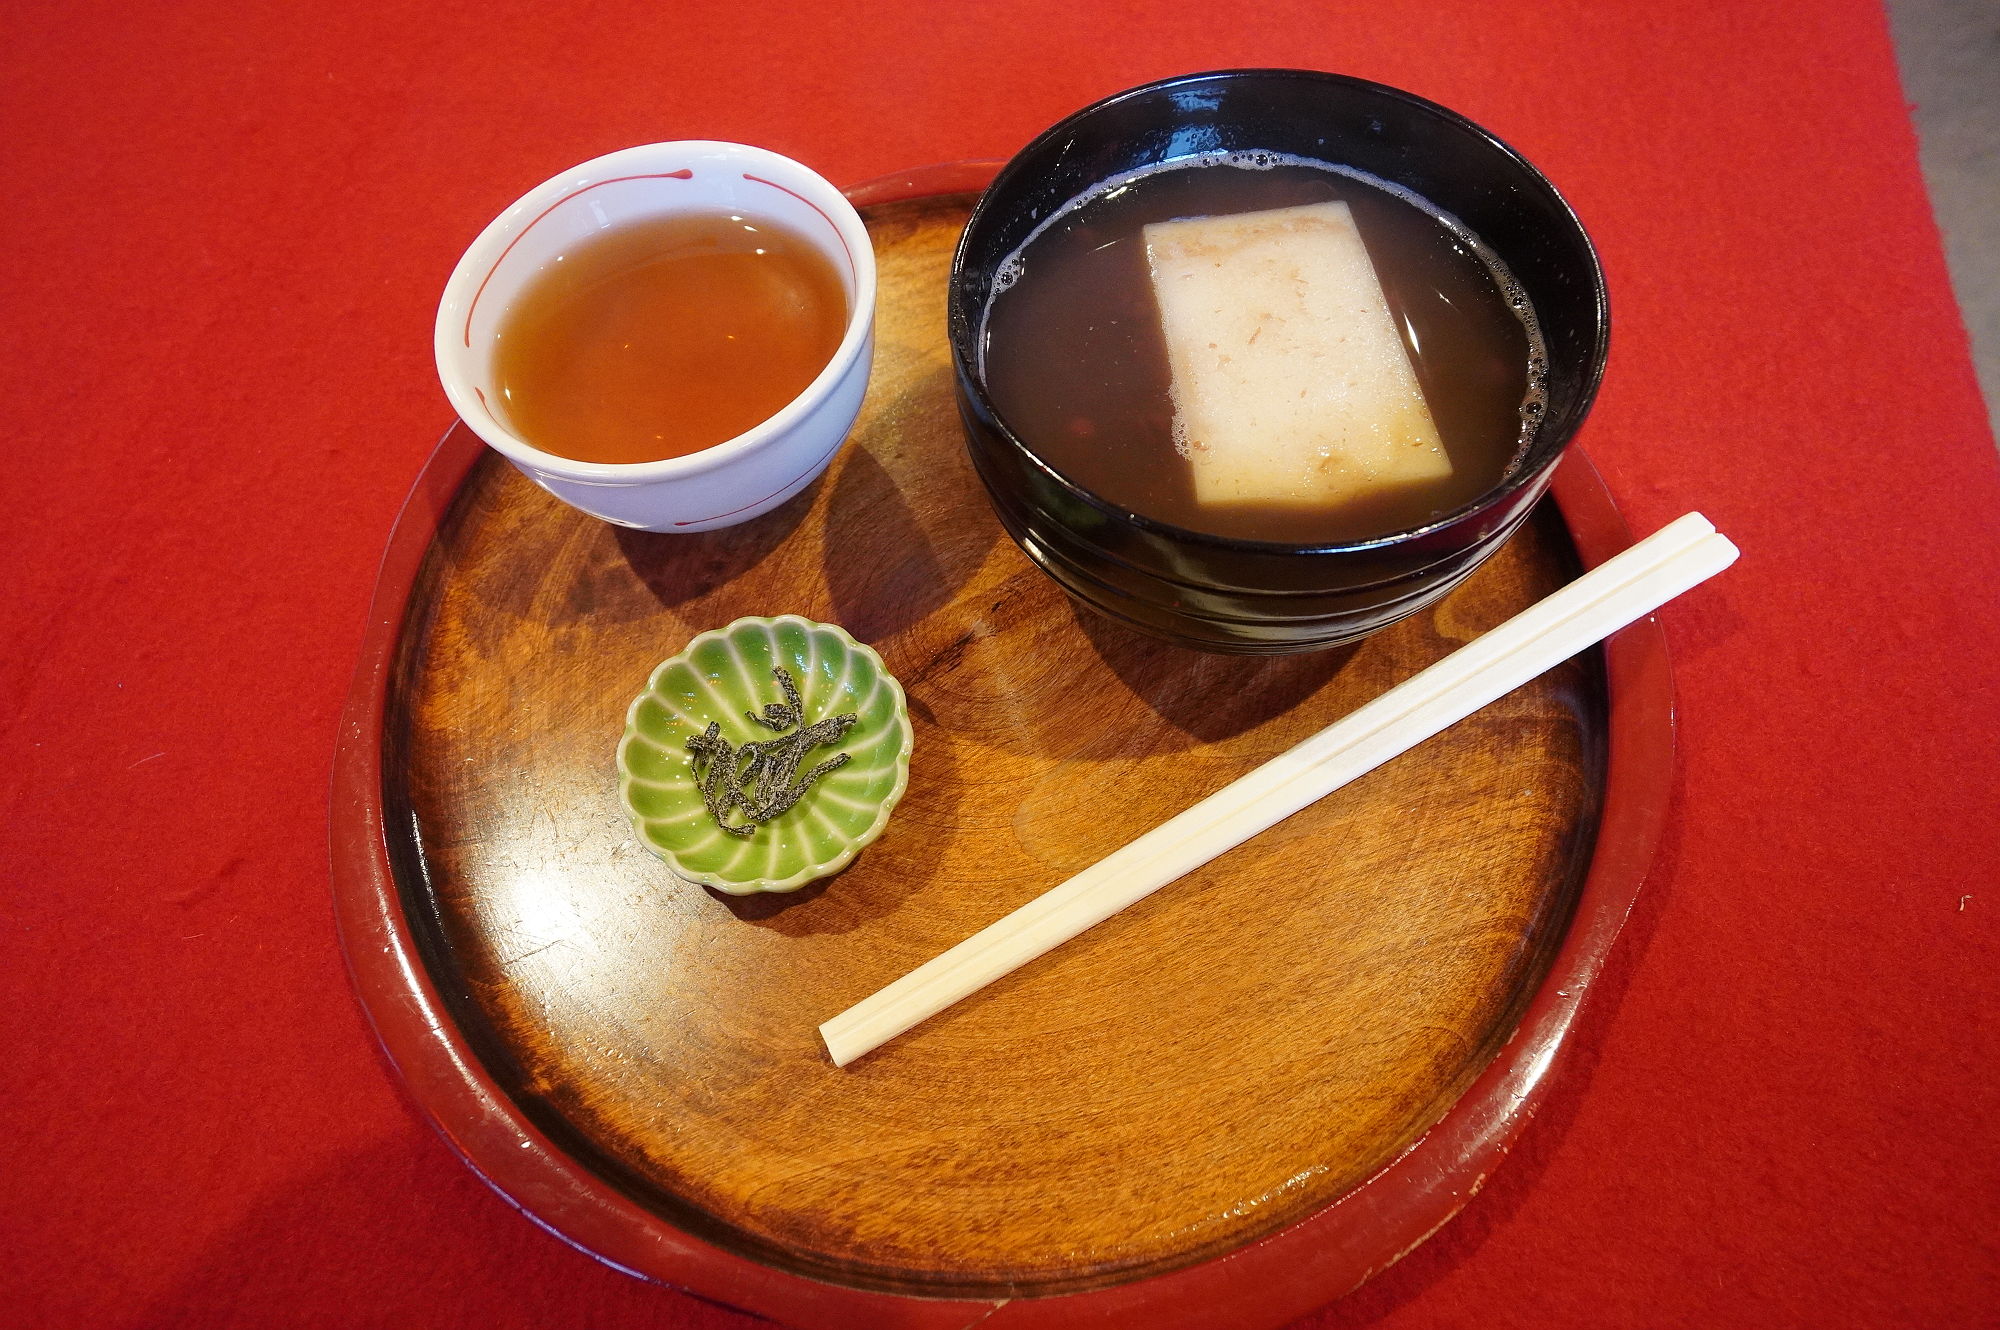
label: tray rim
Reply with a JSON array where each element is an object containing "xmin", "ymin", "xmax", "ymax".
[{"xmin": 329, "ymin": 164, "xmax": 1674, "ymax": 1330}]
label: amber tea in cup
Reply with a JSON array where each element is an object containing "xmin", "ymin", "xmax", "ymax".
[{"xmin": 492, "ymin": 210, "xmax": 849, "ymax": 466}]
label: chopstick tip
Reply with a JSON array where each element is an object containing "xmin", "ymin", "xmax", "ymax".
[{"xmin": 820, "ymin": 1023, "xmax": 858, "ymax": 1068}]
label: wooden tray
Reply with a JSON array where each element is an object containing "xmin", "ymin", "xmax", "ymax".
[{"xmin": 331, "ymin": 163, "xmax": 1674, "ymax": 1329}]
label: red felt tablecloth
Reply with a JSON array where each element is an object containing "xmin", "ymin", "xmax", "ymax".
[{"xmin": 3, "ymin": 1, "xmax": 1996, "ymax": 1326}]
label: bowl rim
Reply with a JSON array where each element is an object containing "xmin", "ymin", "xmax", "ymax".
[{"xmin": 947, "ymin": 66, "xmax": 1611, "ymax": 558}]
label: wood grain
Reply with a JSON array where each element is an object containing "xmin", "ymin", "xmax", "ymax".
[{"xmin": 382, "ymin": 190, "xmax": 1604, "ymax": 1296}]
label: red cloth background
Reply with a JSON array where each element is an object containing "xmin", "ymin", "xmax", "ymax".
[{"xmin": 3, "ymin": 1, "xmax": 1996, "ymax": 1326}]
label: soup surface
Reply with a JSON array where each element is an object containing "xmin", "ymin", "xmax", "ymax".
[
  {"xmin": 493, "ymin": 211, "xmax": 848, "ymax": 465},
  {"xmin": 979, "ymin": 155, "xmax": 1545, "ymax": 544}
]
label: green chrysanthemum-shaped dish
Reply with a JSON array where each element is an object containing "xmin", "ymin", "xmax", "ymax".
[{"xmin": 617, "ymin": 615, "xmax": 912, "ymax": 895}]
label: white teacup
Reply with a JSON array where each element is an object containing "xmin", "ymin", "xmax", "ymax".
[{"xmin": 434, "ymin": 142, "xmax": 876, "ymax": 531}]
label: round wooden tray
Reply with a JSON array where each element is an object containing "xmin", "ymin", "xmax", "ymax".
[{"xmin": 331, "ymin": 163, "xmax": 1674, "ymax": 1329}]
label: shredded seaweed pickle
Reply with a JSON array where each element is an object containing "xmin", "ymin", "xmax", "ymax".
[{"xmin": 684, "ymin": 666, "xmax": 859, "ymax": 837}]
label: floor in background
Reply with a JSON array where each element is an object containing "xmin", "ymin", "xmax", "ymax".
[{"xmin": 1887, "ymin": 0, "xmax": 2000, "ymax": 447}]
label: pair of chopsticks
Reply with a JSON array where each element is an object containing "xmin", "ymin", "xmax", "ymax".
[{"xmin": 821, "ymin": 512, "xmax": 1736, "ymax": 1067}]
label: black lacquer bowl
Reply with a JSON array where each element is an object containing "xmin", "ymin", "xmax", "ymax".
[{"xmin": 947, "ymin": 69, "xmax": 1610, "ymax": 652}]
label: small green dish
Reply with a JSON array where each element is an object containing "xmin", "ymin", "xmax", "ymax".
[{"xmin": 617, "ymin": 615, "xmax": 912, "ymax": 894}]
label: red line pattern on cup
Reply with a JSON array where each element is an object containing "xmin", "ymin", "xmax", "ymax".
[
  {"xmin": 470, "ymin": 384, "xmax": 501, "ymax": 427},
  {"xmin": 462, "ymin": 169, "xmax": 695, "ymax": 347},
  {"xmin": 740, "ymin": 173, "xmax": 856, "ymax": 283},
  {"xmin": 672, "ymin": 433, "xmax": 847, "ymax": 527}
]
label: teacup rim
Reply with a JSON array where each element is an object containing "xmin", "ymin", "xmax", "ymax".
[{"xmin": 434, "ymin": 139, "xmax": 878, "ymax": 484}]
